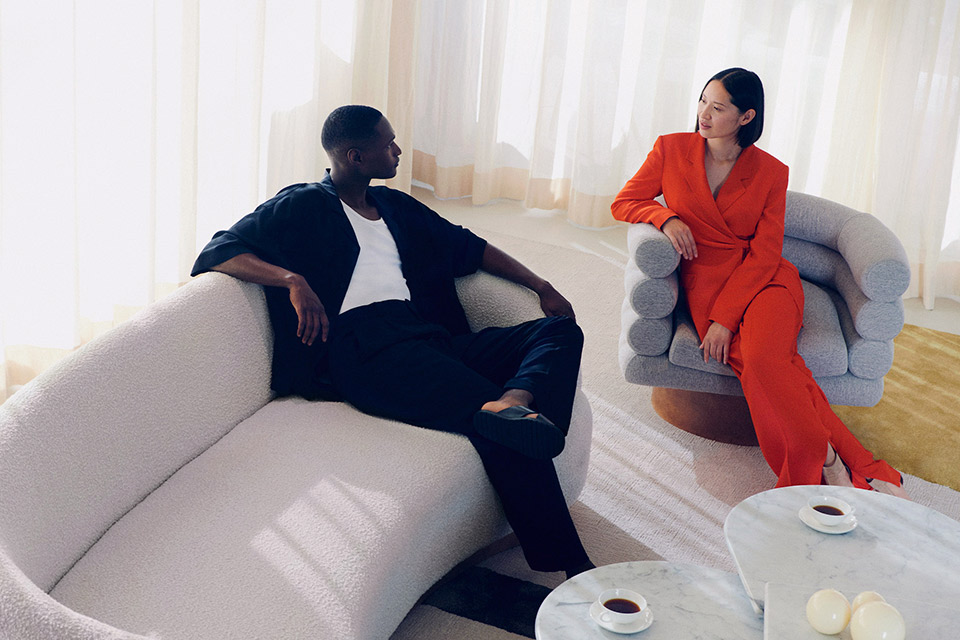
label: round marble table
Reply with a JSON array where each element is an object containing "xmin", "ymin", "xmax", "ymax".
[
  {"xmin": 724, "ymin": 485, "xmax": 960, "ymax": 616},
  {"xmin": 534, "ymin": 561, "xmax": 763, "ymax": 639}
]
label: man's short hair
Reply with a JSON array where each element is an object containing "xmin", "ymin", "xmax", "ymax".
[{"xmin": 321, "ymin": 105, "xmax": 384, "ymax": 153}]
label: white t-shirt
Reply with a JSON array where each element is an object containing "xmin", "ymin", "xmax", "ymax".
[{"xmin": 338, "ymin": 200, "xmax": 411, "ymax": 314}]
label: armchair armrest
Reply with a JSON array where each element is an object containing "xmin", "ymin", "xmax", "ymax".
[
  {"xmin": 784, "ymin": 191, "xmax": 909, "ymax": 303},
  {"xmin": 836, "ymin": 213, "xmax": 910, "ymax": 302},
  {"xmin": 782, "ymin": 237, "xmax": 904, "ymax": 341},
  {"xmin": 624, "ymin": 261, "xmax": 679, "ymax": 319},
  {"xmin": 627, "ymin": 223, "xmax": 681, "ymax": 278}
]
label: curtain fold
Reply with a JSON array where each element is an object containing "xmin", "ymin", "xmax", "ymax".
[
  {"xmin": 1, "ymin": 0, "xmax": 958, "ymax": 400},
  {"xmin": 0, "ymin": 0, "xmax": 412, "ymax": 399},
  {"xmin": 824, "ymin": 0, "xmax": 960, "ymax": 307}
]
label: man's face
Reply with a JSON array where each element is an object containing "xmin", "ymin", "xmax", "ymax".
[{"xmin": 356, "ymin": 117, "xmax": 402, "ymax": 180}]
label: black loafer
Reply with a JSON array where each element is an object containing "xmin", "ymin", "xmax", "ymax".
[{"xmin": 473, "ymin": 405, "xmax": 565, "ymax": 460}]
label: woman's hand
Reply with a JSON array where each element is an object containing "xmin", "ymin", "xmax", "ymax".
[
  {"xmin": 699, "ymin": 321, "xmax": 733, "ymax": 365},
  {"xmin": 661, "ymin": 217, "xmax": 698, "ymax": 260}
]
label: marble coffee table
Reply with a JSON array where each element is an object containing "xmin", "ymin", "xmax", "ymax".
[
  {"xmin": 724, "ymin": 485, "xmax": 960, "ymax": 613},
  {"xmin": 534, "ymin": 561, "xmax": 763, "ymax": 639}
]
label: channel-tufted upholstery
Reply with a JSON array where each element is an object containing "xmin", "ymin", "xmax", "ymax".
[{"xmin": 619, "ymin": 191, "xmax": 910, "ymax": 407}]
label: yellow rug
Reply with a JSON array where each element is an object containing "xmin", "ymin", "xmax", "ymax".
[{"xmin": 833, "ymin": 324, "xmax": 960, "ymax": 492}]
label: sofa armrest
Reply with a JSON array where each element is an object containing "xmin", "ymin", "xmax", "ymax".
[
  {"xmin": 625, "ymin": 261, "xmax": 679, "ymax": 319},
  {"xmin": 826, "ymin": 288, "xmax": 895, "ymax": 380},
  {"xmin": 783, "ymin": 237, "xmax": 904, "ymax": 341},
  {"xmin": 0, "ymin": 552, "xmax": 149, "ymax": 640},
  {"xmin": 784, "ymin": 191, "xmax": 909, "ymax": 303},
  {"xmin": 836, "ymin": 213, "xmax": 910, "ymax": 302},
  {"xmin": 627, "ymin": 223, "xmax": 681, "ymax": 278},
  {"xmin": 456, "ymin": 272, "xmax": 543, "ymax": 332}
]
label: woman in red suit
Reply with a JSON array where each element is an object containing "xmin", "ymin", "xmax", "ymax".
[{"xmin": 612, "ymin": 68, "xmax": 907, "ymax": 497}]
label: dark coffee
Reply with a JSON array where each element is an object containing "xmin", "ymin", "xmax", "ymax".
[
  {"xmin": 813, "ymin": 505, "xmax": 844, "ymax": 516},
  {"xmin": 603, "ymin": 598, "xmax": 641, "ymax": 614}
]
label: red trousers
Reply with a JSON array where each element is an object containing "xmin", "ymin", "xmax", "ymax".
[{"xmin": 725, "ymin": 286, "xmax": 901, "ymax": 489}]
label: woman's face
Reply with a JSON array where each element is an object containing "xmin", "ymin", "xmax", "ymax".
[{"xmin": 697, "ymin": 80, "xmax": 754, "ymax": 145}]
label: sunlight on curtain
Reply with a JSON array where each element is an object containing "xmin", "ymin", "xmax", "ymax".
[
  {"xmin": 412, "ymin": 0, "xmax": 960, "ymax": 306},
  {"xmin": 0, "ymin": 0, "xmax": 412, "ymax": 400},
  {"xmin": 823, "ymin": 0, "xmax": 960, "ymax": 307},
  {"xmin": 413, "ymin": 0, "xmax": 857, "ymax": 222},
  {"xmin": 1, "ymin": 0, "xmax": 958, "ymax": 400}
]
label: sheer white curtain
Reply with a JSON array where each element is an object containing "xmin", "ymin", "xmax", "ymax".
[
  {"xmin": 413, "ymin": 0, "xmax": 960, "ymax": 299},
  {"xmin": 0, "ymin": 0, "xmax": 416, "ymax": 399},
  {"xmin": 824, "ymin": 0, "xmax": 960, "ymax": 307},
  {"xmin": 2, "ymin": 0, "xmax": 958, "ymax": 400},
  {"xmin": 413, "ymin": 0, "xmax": 856, "ymax": 220}
]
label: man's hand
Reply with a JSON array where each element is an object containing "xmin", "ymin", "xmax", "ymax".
[
  {"xmin": 536, "ymin": 282, "xmax": 576, "ymax": 320},
  {"xmin": 211, "ymin": 253, "xmax": 329, "ymax": 346},
  {"xmin": 480, "ymin": 244, "xmax": 577, "ymax": 321},
  {"xmin": 287, "ymin": 277, "xmax": 329, "ymax": 345},
  {"xmin": 699, "ymin": 321, "xmax": 733, "ymax": 365},
  {"xmin": 662, "ymin": 216, "xmax": 698, "ymax": 260}
]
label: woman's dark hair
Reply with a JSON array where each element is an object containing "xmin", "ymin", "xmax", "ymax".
[
  {"xmin": 321, "ymin": 105, "xmax": 384, "ymax": 152},
  {"xmin": 696, "ymin": 68, "xmax": 764, "ymax": 148}
]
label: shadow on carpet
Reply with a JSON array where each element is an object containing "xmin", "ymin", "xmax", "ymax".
[{"xmin": 421, "ymin": 567, "xmax": 549, "ymax": 639}]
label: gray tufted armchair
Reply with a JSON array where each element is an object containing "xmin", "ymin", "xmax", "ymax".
[{"xmin": 618, "ymin": 191, "xmax": 910, "ymax": 443}]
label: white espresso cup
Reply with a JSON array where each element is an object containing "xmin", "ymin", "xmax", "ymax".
[
  {"xmin": 596, "ymin": 588, "xmax": 647, "ymax": 626},
  {"xmin": 808, "ymin": 495, "xmax": 855, "ymax": 526}
]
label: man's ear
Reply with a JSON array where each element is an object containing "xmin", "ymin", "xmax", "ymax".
[
  {"xmin": 739, "ymin": 109, "xmax": 756, "ymax": 126},
  {"xmin": 346, "ymin": 147, "xmax": 362, "ymax": 165}
]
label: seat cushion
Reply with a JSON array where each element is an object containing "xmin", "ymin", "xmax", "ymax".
[
  {"xmin": 49, "ymin": 394, "xmax": 591, "ymax": 640},
  {"xmin": 667, "ymin": 280, "xmax": 847, "ymax": 378}
]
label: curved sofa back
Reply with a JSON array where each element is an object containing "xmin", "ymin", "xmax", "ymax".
[{"xmin": 0, "ymin": 273, "xmax": 273, "ymax": 594}]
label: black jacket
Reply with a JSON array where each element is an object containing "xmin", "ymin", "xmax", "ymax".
[{"xmin": 191, "ymin": 172, "xmax": 487, "ymax": 399}]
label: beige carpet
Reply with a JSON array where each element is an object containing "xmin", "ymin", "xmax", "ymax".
[{"xmin": 391, "ymin": 229, "xmax": 960, "ymax": 640}]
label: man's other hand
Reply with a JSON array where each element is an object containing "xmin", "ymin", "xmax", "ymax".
[{"xmin": 537, "ymin": 283, "xmax": 576, "ymax": 321}]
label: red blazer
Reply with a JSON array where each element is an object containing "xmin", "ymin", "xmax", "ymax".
[{"xmin": 612, "ymin": 132, "xmax": 802, "ymax": 339}]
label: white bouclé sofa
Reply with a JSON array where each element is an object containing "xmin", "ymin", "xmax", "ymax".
[{"xmin": 0, "ymin": 272, "xmax": 592, "ymax": 640}]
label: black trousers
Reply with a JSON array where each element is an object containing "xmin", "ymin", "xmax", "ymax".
[{"xmin": 327, "ymin": 299, "xmax": 589, "ymax": 572}]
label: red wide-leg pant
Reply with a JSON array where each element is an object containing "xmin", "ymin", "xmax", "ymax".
[{"xmin": 724, "ymin": 285, "xmax": 901, "ymax": 489}]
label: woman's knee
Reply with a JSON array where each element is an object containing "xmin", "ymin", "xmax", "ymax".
[{"xmin": 738, "ymin": 343, "xmax": 792, "ymax": 381}]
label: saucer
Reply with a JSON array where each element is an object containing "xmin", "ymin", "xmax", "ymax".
[
  {"xmin": 799, "ymin": 505, "xmax": 858, "ymax": 534},
  {"xmin": 589, "ymin": 601, "xmax": 654, "ymax": 634}
]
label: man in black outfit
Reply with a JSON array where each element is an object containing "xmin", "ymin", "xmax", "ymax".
[{"xmin": 192, "ymin": 105, "xmax": 594, "ymax": 578}]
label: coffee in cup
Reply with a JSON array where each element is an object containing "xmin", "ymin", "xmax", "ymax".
[
  {"xmin": 808, "ymin": 495, "xmax": 855, "ymax": 526},
  {"xmin": 596, "ymin": 588, "xmax": 647, "ymax": 626}
]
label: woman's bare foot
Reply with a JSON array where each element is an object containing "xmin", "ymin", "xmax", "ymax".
[
  {"xmin": 822, "ymin": 443, "xmax": 855, "ymax": 487},
  {"xmin": 869, "ymin": 477, "xmax": 910, "ymax": 500}
]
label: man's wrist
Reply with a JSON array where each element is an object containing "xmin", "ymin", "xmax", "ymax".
[
  {"xmin": 531, "ymin": 278, "xmax": 554, "ymax": 296},
  {"xmin": 282, "ymin": 272, "xmax": 307, "ymax": 290}
]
